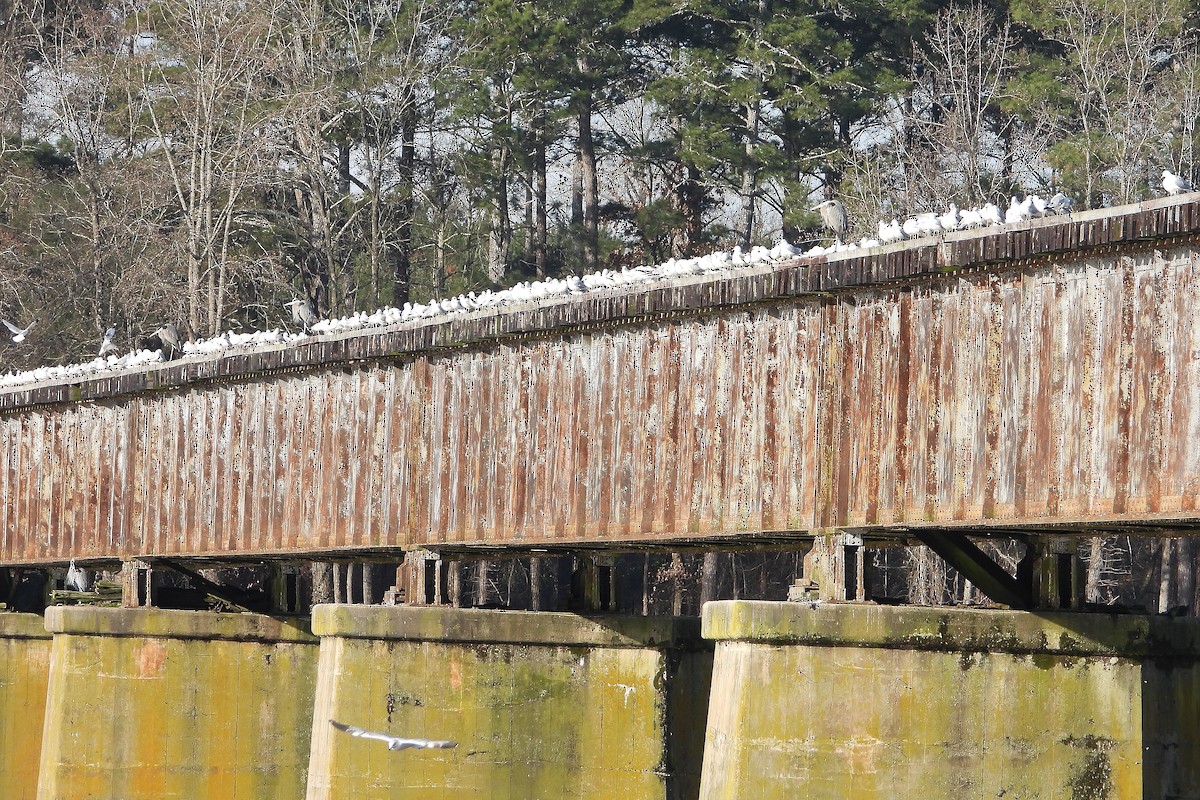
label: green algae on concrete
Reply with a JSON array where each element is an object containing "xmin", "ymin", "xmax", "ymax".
[
  {"xmin": 0, "ymin": 613, "xmax": 51, "ymax": 800},
  {"xmin": 306, "ymin": 605, "xmax": 712, "ymax": 800},
  {"xmin": 699, "ymin": 601, "xmax": 1200, "ymax": 800},
  {"xmin": 37, "ymin": 607, "xmax": 317, "ymax": 800}
]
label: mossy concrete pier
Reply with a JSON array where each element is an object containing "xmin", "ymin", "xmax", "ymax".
[
  {"xmin": 36, "ymin": 607, "xmax": 318, "ymax": 800},
  {"xmin": 2, "ymin": 603, "xmax": 1200, "ymax": 797},
  {"xmin": 700, "ymin": 601, "xmax": 1200, "ymax": 799},
  {"xmin": 304, "ymin": 605, "xmax": 713, "ymax": 800},
  {"xmin": 0, "ymin": 613, "xmax": 50, "ymax": 800}
]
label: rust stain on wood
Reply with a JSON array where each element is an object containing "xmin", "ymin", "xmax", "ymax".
[{"xmin": 4, "ymin": 198, "xmax": 1200, "ymax": 562}]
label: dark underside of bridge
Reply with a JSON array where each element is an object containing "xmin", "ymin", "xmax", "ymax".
[{"xmin": 1, "ymin": 521, "xmax": 1191, "ymax": 618}]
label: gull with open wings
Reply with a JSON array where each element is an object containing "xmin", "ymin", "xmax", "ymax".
[{"xmin": 329, "ymin": 720, "xmax": 458, "ymax": 751}]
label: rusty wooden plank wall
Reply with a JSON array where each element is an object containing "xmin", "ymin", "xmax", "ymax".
[{"xmin": 2, "ymin": 197, "xmax": 1200, "ymax": 563}]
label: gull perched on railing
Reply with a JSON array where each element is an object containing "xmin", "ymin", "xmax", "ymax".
[
  {"xmin": 2, "ymin": 319, "xmax": 33, "ymax": 343},
  {"xmin": 330, "ymin": 720, "xmax": 458, "ymax": 751},
  {"xmin": 98, "ymin": 326, "xmax": 118, "ymax": 357},
  {"xmin": 1163, "ymin": 170, "xmax": 1194, "ymax": 196},
  {"xmin": 1048, "ymin": 192, "xmax": 1074, "ymax": 214}
]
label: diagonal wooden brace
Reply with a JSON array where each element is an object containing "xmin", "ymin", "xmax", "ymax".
[{"xmin": 912, "ymin": 532, "xmax": 1032, "ymax": 610}]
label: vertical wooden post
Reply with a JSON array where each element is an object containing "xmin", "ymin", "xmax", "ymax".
[
  {"xmin": 529, "ymin": 556, "xmax": 543, "ymax": 611},
  {"xmin": 1030, "ymin": 537, "xmax": 1083, "ymax": 610},
  {"xmin": 269, "ymin": 563, "xmax": 303, "ymax": 613},
  {"xmin": 400, "ymin": 550, "xmax": 440, "ymax": 606},
  {"xmin": 362, "ymin": 563, "xmax": 377, "ymax": 605},
  {"xmin": 570, "ymin": 555, "xmax": 602, "ymax": 611},
  {"xmin": 569, "ymin": 555, "xmax": 616, "ymax": 611},
  {"xmin": 120, "ymin": 560, "xmax": 155, "ymax": 608},
  {"xmin": 795, "ymin": 533, "xmax": 865, "ymax": 602}
]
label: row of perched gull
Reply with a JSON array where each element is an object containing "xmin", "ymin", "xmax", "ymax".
[{"xmin": 0, "ymin": 173, "xmax": 1194, "ymax": 391}]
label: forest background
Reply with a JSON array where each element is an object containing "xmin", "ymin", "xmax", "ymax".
[{"xmin": 1, "ymin": 0, "xmax": 1198, "ymax": 612}]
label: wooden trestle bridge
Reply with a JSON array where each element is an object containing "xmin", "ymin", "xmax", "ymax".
[{"xmin": 5, "ymin": 194, "xmax": 1200, "ymax": 611}]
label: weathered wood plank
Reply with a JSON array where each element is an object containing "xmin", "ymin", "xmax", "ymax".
[{"xmin": 7, "ymin": 199, "xmax": 1200, "ymax": 562}]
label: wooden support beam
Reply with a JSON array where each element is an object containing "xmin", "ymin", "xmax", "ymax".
[
  {"xmin": 149, "ymin": 558, "xmax": 268, "ymax": 612},
  {"xmin": 568, "ymin": 555, "xmax": 616, "ymax": 612},
  {"xmin": 120, "ymin": 560, "xmax": 154, "ymax": 608},
  {"xmin": 399, "ymin": 550, "xmax": 444, "ymax": 606},
  {"xmin": 912, "ymin": 532, "xmax": 1032, "ymax": 610},
  {"xmin": 268, "ymin": 563, "xmax": 304, "ymax": 613},
  {"xmin": 798, "ymin": 534, "xmax": 864, "ymax": 602},
  {"xmin": 1026, "ymin": 537, "xmax": 1084, "ymax": 610}
]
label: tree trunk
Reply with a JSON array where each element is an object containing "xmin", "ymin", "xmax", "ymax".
[
  {"xmin": 534, "ymin": 103, "xmax": 548, "ymax": 277},
  {"xmin": 522, "ymin": 179, "xmax": 533, "ymax": 267},
  {"xmin": 1085, "ymin": 536, "xmax": 1106, "ymax": 603},
  {"xmin": 737, "ymin": 0, "xmax": 767, "ymax": 249},
  {"xmin": 575, "ymin": 82, "xmax": 599, "ymax": 271},
  {"xmin": 679, "ymin": 165, "xmax": 706, "ymax": 257},
  {"xmin": 338, "ymin": 140, "xmax": 351, "ymax": 196},
  {"xmin": 738, "ymin": 97, "xmax": 761, "ymax": 249},
  {"xmin": 393, "ymin": 95, "xmax": 417, "ymax": 307},
  {"xmin": 487, "ymin": 145, "xmax": 511, "ymax": 283},
  {"xmin": 571, "ymin": 150, "xmax": 583, "ymax": 230},
  {"xmin": 434, "ymin": 220, "xmax": 448, "ymax": 297}
]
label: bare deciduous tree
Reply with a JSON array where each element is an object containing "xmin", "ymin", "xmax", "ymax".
[{"xmin": 130, "ymin": 0, "xmax": 285, "ymax": 336}]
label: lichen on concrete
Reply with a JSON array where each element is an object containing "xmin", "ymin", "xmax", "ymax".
[
  {"xmin": 305, "ymin": 605, "xmax": 711, "ymax": 800},
  {"xmin": 36, "ymin": 607, "xmax": 317, "ymax": 800},
  {"xmin": 698, "ymin": 601, "xmax": 1200, "ymax": 799},
  {"xmin": 0, "ymin": 614, "xmax": 50, "ymax": 800}
]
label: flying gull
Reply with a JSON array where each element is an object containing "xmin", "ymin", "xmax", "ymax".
[
  {"xmin": 1, "ymin": 319, "xmax": 33, "ymax": 343},
  {"xmin": 1163, "ymin": 170, "xmax": 1193, "ymax": 196},
  {"xmin": 329, "ymin": 720, "xmax": 458, "ymax": 751}
]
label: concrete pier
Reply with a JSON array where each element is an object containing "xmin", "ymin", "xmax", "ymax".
[
  {"xmin": 5, "ymin": 601, "xmax": 1200, "ymax": 797},
  {"xmin": 698, "ymin": 600, "xmax": 1200, "ymax": 799},
  {"xmin": 305, "ymin": 605, "xmax": 713, "ymax": 800},
  {"xmin": 0, "ymin": 613, "xmax": 51, "ymax": 800},
  {"xmin": 36, "ymin": 607, "xmax": 317, "ymax": 800}
]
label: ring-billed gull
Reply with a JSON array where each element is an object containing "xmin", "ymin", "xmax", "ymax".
[
  {"xmin": 330, "ymin": 720, "xmax": 458, "ymax": 751},
  {"xmin": 1163, "ymin": 170, "xmax": 1193, "ymax": 195},
  {"xmin": 98, "ymin": 326, "xmax": 118, "ymax": 356},
  {"xmin": 2, "ymin": 319, "xmax": 33, "ymax": 343}
]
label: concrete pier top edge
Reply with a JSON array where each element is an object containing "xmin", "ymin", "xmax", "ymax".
[
  {"xmin": 702, "ymin": 600, "xmax": 1200, "ymax": 658},
  {"xmin": 0, "ymin": 612, "xmax": 51, "ymax": 639},
  {"xmin": 311, "ymin": 604, "xmax": 706, "ymax": 648},
  {"xmin": 43, "ymin": 606, "xmax": 316, "ymax": 643}
]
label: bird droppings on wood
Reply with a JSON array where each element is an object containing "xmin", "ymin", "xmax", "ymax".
[{"xmin": 1, "ymin": 197, "xmax": 1200, "ymax": 563}]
